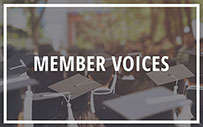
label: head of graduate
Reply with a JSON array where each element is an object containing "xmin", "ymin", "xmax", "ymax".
[{"xmin": 88, "ymin": 53, "xmax": 114, "ymax": 86}]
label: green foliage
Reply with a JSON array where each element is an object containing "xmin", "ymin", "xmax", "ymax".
[{"xmin": 75, "ymin": 6, "xmax": 196, "ymax": 49}]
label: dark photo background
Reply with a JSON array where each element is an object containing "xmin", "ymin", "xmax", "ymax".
[{"xmin": 0, "ymin": 0, "xmax": 203, "ymax": 127}]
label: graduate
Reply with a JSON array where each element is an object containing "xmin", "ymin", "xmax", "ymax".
[
  {"xmin": 103, "ymin": 87, "xmax": 192, "ymax": 127},
  {"xmin": 47, "ymin": 73, "xmax": 104, "ymax": 127},
  {"xmin": 30, "ymin": 45, "xmax": 65, "ymax": 121},
  {"xmin": 147, "ymin": 64, "xmax": 194, "ymax": 94},
  {"xmin": 87, "ymin": 53, "xmax": 123, "ymax": 121},
  {"xmin": 116, "ymin": 52, "xmax": 140, "ymax": 95},
  {"xmin": 88, "ymin": 53, "xmax": 116, "ymax": 90},
  {"xmin": 0, "ymin": 46, "xmax": 38, "ymax": 127}
]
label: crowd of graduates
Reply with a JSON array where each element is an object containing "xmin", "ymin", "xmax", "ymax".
[{"xmin": 0, "ymin": 31, "xmax": 202, "ymax": 127}]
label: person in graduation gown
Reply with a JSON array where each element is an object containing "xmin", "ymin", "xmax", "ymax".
[
  {"xmin": 47, "ymin": 74, "xmax": 105, "ymax": 127},
  {"xmin": 29, "ymin": 45, "xmax": 64, "ymax": 121},
  {"xmin": 87, "ymin": 53, "xmax": 123, "ymax": 122}
]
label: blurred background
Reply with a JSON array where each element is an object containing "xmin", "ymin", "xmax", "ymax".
[
  {"xmin": 0, "ymin": 0, "xmax": 202, "ymax": 61},
  {"xmin": 0, "ymin": 0, "xmax": 203, "ymax": 126}
]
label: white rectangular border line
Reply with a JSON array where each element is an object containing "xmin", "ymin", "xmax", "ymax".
[
  {"xmin": 3, "ymin": 4, "xmax": 199, "ymax": 8},
  {"xmin": 196, "ymin": 3, "xmax": 200, "ymax": 124},
  {"xmin": 3, "ymin": 3, "xmax": 8, "ymax": 125},
  {"xmin": 3, "ymin": 3, "xmax": 200, "ymax": 124}
]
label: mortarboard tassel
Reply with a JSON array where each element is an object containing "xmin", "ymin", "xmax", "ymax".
[
  {"xmin": 174, "ymin": 85, "xmax": 178, "ymax": 94},
  {"xmin": 178, "ymin": 105, "xmax": 193, "ymax": 120},
  {"xmin": 90, "ymin": 91, "xmax": 95, "ymax": 113},
  {"xmin": 169, "ymin": 74, "xmax": 179, "ymax": 119},
  {"xmin": 67, "ymin": 102, "xmax": 75, "ymax": 120},
  {"xmin": 111, "ymin": 73, "xmax": 117, "ymax": 94},
  {"xmin": 169, "ymin": 74, "xmax": 179, "ymax": 94},
  {"xmin": 23, "ymin": 86, "xmax": 33, "ymax": 127},
  {"xmin": 41, "ymin": 92, "xmax": 76, "ymax": 127},
  {"xmin": 176, "ymin": 105, "xmax": 193, "ymax": 127},
  {"xmin": 65, "ymin": 95, "xmax": 78, "ymax": 127}
]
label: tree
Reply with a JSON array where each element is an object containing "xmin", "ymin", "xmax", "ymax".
[
  {"xmin": 185, "ymin": 0, "xmax": 193, "ymax": 35},
  {"xmin": 150, "ymin": 8, "xmax": 158, "ymax": 41},
  {"xmin": 2, "ymin": 0, "xmax": 48, "ymax": 51},
  {"xmin": 28, "ymin": 0, "xmax": 48, "ymax": 51}
]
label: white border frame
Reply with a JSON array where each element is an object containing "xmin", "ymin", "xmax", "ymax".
[{"xmin": 3, "ymin": 4, "xmax": 200, "ymax": 124}]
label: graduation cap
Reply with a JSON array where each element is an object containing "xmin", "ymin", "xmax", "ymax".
[
  {"xmin": 88, "ymin": 52, "xmax": 115, "ymax": 86},
  {"xmin": 8, "ymin": 51, "xmax": 33, "ymax": 68},
  {"xmin": 0, "ymin": 73, "xmax": 38, "ymax": 120},
  {"xmin": 0, "ymin": 51, "xmax": 34, "ymax": 77},
  {"xmin": 49, "ymin": 73, "xmax": 101, "ymax": 99},
  {"xmin": 93, "ymin": 52, "xmax": 113, "ymax": 68},
  {"xmin": 48, "ymin": 74, "xmax": 101, "ymax": 117},
  {"xmin": 179, "ymin": 50, "xmax": 203, "ymax": 83},
  {"xmin": 0, "ymin": 73, "xmax": 38, "ymax": 93},
  {"xmin": 103, "ymin": 87, "xmax": 192, "ymax": 120},
  {"xmin": 146, "ymin": 64, "xmax": 194, "ymax": 94},
  {"xmin": 183, "ymin": 50, "xmax": 203, "ymax": 74},
  {"xmin": 186, "ymin": 86, "xmax": 203, "ymax": 123},
  {"xmin": 127, "ymin": 52, "xmax": 142, "ymax": 57},
  {"xmin": 115, "ymin": 74, "xmax": 136, "ymax": 96},
  {"xmin": 93, "ymin": 93, "xmax": 124, "ymax": 120},
  {"xmin": 23, "ymin": 74, "xmax": 99, "ymax": 121},
  {"xmin": 21, "ymin": 92, "xmax": 69, "ymax": 101},
  {"xmin": 147, "ymin": 64, "xmax": 194, "ymax": 86}
]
